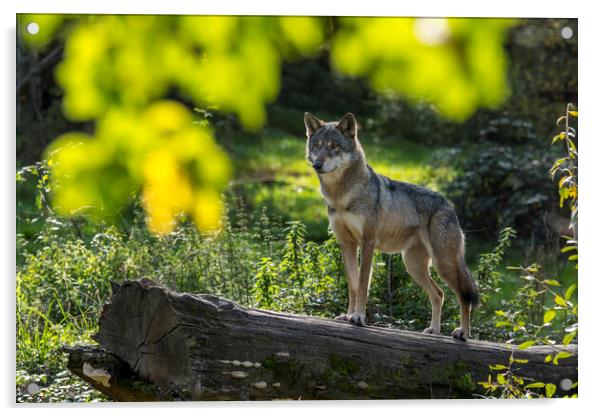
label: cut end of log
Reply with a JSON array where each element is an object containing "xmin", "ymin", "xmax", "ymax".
[{"xmin": 63, "ymin": 344, "xmax": 160, "ymax": 401}]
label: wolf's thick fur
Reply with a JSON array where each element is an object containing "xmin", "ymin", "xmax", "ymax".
[{"xmin": 304, "ymin": 112, "xmax": 479, "ymax": 341}]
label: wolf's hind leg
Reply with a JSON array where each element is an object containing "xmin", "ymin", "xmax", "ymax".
[
  {"xmin": 402, "ymin": 242, "xmax": 444, "ymax": 335},
  {"xmin": 432, "ymin": 251, "xmax": 477, "ymax": 341},
  {"xmin": 337, "ymin": 242, "xmax": 359, "ymax": 321},
  {"xmin": 429, "ymin": 208, "xmax": 478, "ymax": 341}
]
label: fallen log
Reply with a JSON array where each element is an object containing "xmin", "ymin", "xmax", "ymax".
[{"xmin": 66, "ymin": 279, "xmax": 577, "ymax": 401}]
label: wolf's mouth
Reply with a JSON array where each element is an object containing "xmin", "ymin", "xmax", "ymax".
[{"xmin": 317, "ymin": 165, "xmax": 338, "ymax": 175}]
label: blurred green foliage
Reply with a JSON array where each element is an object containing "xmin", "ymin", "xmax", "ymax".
[
  {"xmin": 20, "ymin": 15, "xmax": 327, "ymax": 234},
  {"xmin": 18, "ymin": 14, "xmax": 516, "ymax": 234},
  {"xmin": 46, "ymin": 101, "xmax": 230, "ymax": 234},
  {"xmin": 331, "ymin": 18, "xmax": 515, "ymax": 120}
]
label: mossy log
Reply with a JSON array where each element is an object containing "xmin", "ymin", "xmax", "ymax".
[{"xmin": 65, "ymin": 279, "xmax": 577, "ymax": 401}]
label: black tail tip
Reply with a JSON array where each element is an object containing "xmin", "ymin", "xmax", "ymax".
[{"xmin": 461, "ymin": 287, "xmax": 480, "ymax": 308}]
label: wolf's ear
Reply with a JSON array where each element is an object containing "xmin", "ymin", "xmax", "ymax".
[
  {"xmin": 336, "ymin": 113, "xmax": 357, "ymax": 139},
  {"xmin": 304, "ymin": 112, "xmax": 324, "ymax": 138}
]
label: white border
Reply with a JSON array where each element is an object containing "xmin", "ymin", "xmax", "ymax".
[
  {"xmin": 3, "ymin": 1, "xmax": 601, "ymax": 415},
  {"xmin": 8, "ymin": 0, "xmax": 580, "ymax": 17}
]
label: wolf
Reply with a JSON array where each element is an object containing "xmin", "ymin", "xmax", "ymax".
[{"xmin": 304, "ymin": 112, "xmax": 479, "ymax": 340}]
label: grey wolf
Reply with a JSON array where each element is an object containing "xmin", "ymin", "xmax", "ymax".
[{"xmin": 304, "ymin": 112, "xmax": 479, "ymax": 340}]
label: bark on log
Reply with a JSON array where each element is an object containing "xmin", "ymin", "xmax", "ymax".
[{"xmin": 66, "ymin": 279, "xmax": 577, "ymax": 401}]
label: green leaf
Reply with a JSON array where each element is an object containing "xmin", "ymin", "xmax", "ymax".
[
  {"xmin": 568, "ymin": 254, "xmax": 578, "ymax": 261},
  {"xmin": 512, "ymin": 358, "xmax": 529, "ymax": 364},
  {"xmin": 489, "ymin": 364, "xmax": 508, "ymax": 371},
  {"xmin": 542, "ymin": 279, "xmax": 560, "ymax": 286},
  {"xmin": 525, "ymin": 382, "xmax": 545, "ymax": 388},
  {"xmin": 562, "ymin": 332, "xmax": 576, "ymax": 346},
  {"xmin": 544, "ymin": 354, "xmax": 553, "ymax": 363},
  {"xmin": 569, "ymin": 111, "xmax": 578, "ymax": 117},
  {"xmin": 496, "ymin": 321, "xmax": 512, "ymax": 328},
  {"xmin": 550, "ymin": 157, "xmax": 568, "ymax": 174},
  {"xmin": 551, "ymin": 132, "xmax": 566, "ymax": 144},
  {"xmin": 553, "ymin": 351, "xmax": 573, "ymax": 365},
  {"xmin": 560, "ymin": 245, "xmax": 577, "ymax": 253},
  {"xmin": 554, "ymin": 295, "xmax": 568, "ymax": 307},
  {"xmin": 518, "ymin": 340, "xmax": 536, "ymax": 350},
  {"xmin": 496, "ymin": 374, "xmax": 506, "ymax": 384},
  {"xmin": 567, "ymin": 138, "xmax": 577, "ymax": 155},
  {"xmin": 558, "ymin": 176, "xmax": 572, "ymax": 188},
  {"xmin": 545, "ymin": 383, "xmax": 556, "ymax": 398},
  {"xmin": 543, "ymin": 309, "xmax": 556, "ymax": 323},
  {"xmin": 565, "ymin": 284, "xmax": 577, "ymax": 301}
]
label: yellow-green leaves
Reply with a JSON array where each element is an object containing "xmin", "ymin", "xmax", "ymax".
[
  {"xmin": 331, "ymin": 17, "xmax": 515, "ymax": 121},
  {"xmin": 551, "ymin": 132, "xmax": 566, "ymax": 144},
  {"xmin": 545, "ymin": 383, "xmax": 556, "ymax": 397},
  {"xmin": 38, "ymin": 15, "xmax": 324, "ymax": 234},
  {"xmin": 562, "ymin": 332, "xmax": 576, "ymax": 346},
  {"xmin": 25, "ymin": 15, "xmax": 516, "ymax": 235},
  {"xmin": 53, "ymin": 16, "xmax": 327, "ymax": 129},
  {"xmin": 565, "ymin": 283, "xmax": 577, "ymax": 301},
  {"xmin": 543, "ymin": 309, "xmax": 556, "ymax": 324},
  {"xmin": 518, "ymin": 340, "xmax": 536, "ymax": 350},
  {"xmin": 554, "ymin": 295, "xmax": 568, "ymax": 307},
  {"xmin": 18, "ymin": 14, "xmax": 65, "ymax": 50},
  {"xmin": 47, "ymin": 101, "xmax": 231, "ymax": 235},
  {"xmin": 277, "ymin": 17, "xmax": 325, "ymax": 56}
]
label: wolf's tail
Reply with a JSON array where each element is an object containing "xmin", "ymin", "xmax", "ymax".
[{"xmin": 459, "ymin": 260, "xmax": 479, "ymax": 308}]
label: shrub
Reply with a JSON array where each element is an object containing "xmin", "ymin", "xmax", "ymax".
[{"xmin": 435, "ymin": 144, "xmax": 557, "ymax": 241}]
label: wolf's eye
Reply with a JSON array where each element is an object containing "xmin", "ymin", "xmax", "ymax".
[{"xmin": 328, "ymin": 141, "xmax": 339, "ymax": 150}]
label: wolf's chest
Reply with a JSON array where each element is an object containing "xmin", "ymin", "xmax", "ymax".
[{"xmin": 329, "ymin": 210, "xmax": 364, "ymax": 243}]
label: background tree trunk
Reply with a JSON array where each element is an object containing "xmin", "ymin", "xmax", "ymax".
[{"xmin": 65, "ymin": 279, "xmax": 577, "ymax": 401}]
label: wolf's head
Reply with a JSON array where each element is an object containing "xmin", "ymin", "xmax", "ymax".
[{"xmin": 303, "ymin": 112, "xmax": 364, "ymax": 175}]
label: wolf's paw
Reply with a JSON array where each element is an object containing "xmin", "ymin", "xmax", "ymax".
[
  {"xmin": 335, "ymin": 314, "xmax": 350, "ymax": 322},
  {"xmin": 452, "ymin": 327, "xmax": 468, "ymax": 341},
  {"xmin": 422, "ymin": 327, "xmax": 440, "ymax": 335},
  {"xmin": 349, "ymin": 312, "xmax": 366, "ymax": 326}
]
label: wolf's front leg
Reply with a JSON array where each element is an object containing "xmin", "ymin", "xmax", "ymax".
[
  {"xmin": 350, "ymin": 238, "xmax": 375, "ymax": 326},
  {"xmin": 336, "ymin": 243, "xmax": 359, "ymax": 321}
]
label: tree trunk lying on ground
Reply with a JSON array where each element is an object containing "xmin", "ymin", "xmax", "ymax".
[{"xmin": 65, "ymin": 279, "xmax": 577, "ymax": 401}]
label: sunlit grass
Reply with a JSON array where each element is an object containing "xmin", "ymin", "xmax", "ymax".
[{"xmin": 226, "ymin": 128, "xmax": 452, "ymax": 240}]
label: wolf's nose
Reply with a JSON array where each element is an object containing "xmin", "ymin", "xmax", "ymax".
[{"xmin": 312, "ymin": 162, "xmax": 323, "ymax": 171}]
